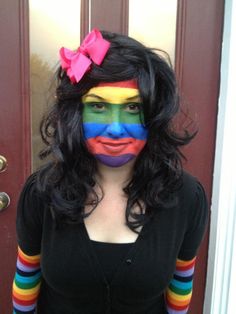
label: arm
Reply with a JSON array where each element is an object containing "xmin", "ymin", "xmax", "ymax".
[
  {"xmin": 165, "ymin": 177, "xmax": 208, "ymax": 313},
  {"xmin": 165, "ymin": 257, "xmax": 196, "ymax": 314},
  {"xmin": 12, "ymin": 246, "xmax": 41, "ymax": 313}
]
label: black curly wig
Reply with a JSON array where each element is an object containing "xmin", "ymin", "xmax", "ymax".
[{"xmin": 36, "ymin": 30, "xmax": 195, "ymax": 232}]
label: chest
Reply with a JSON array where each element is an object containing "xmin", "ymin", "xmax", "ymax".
[
  {"xmin": 40, "ymin": 206, "xmax": 187, "ymax": 301},
  {"xmin": 83, "ymin": 196, "xmax": 142, "ymax": 243}
]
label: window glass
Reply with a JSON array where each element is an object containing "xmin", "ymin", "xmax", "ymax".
[
  {"xmin": 29, "ymin": 0, "xmax": 81, "ymax": 170},
  {"xmin": 129, "ymin": 0, "xmax": 178, "ymax": 64}
]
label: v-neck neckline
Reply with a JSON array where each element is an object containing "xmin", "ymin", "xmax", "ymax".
[{"xmin": 79, "ymin": 218, "xmax": 152, "ymax": 287}]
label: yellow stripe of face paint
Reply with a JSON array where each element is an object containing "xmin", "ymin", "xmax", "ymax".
[{"xmin": 82, "ymin": 86, "xmax": 140, "ymax": 104}]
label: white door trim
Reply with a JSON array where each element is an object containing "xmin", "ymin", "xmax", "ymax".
[{"xmin": 204, "ymin": 0, "xmax": 236, "ymax": 313}]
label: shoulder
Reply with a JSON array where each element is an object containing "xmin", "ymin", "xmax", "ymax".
[
  {"xmin": 180, "ymin": 171, "xmax": 200, "ymax": 194},
  {"xmin": 177, "ymin": 171, "xmax": 207, "ymax": 206},
  {"xmin": 174, "ymin": 171, "xmax": 209, "ymax": 235},
  {"xmin": 176, "ymin": 171, "xmax": 209, "ymax": 259},
  {"xmin": 16, "ymin": 172, "xmax": 45, "ymax": 255},
  {"xmin": 20, "ymin": 172, "xmax": 37, "ymax": 194},
  {"xmin": 17, "ymin": 171, "xmax": 45, "ymax": 224},
  {"xmin": 179, "ymin": 170, "xmax": 208, "ymax": 231}
]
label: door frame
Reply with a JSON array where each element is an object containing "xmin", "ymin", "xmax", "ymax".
[
  {"xmin": 0, "ymin": 0, "xmax": 225, "ymax": 311},
  {"xmin": 175, "ymin": 0, "xmax": 224, "ymax": 312}
]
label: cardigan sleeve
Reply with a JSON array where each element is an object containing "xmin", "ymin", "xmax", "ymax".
[
  {"xmin": 16, "ymin": 174, "xmax": 44, "ymax": 256},
  {"xmin": 178, "ymin": 179, "xmax": 208, "ymax": 260}
]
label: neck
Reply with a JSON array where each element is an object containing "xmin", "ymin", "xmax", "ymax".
[{"xmin": 95, "ymin": 160, "xmax": 135, "ymax": 190}]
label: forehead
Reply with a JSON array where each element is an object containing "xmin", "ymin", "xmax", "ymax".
[{"xmin": 82, "ymin": 81, "xmax": 140, "ymax": 104}]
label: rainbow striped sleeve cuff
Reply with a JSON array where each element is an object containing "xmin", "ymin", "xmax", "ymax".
[
  {"xmin": 166, "ymin": 257, "xmax": 196, "ymax": 313},
  {"xmin": 12, "ymin": 246, "xmax": 41, "ymax": 313}
]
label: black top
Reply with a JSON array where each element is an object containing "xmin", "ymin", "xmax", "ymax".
[
  {"xmin": 91, "ymin": 240, "xmax": 134, "ymax": 284},
  {"xmin": 16, "ymin": 171, "xmax": 208, "ymax": 314}
]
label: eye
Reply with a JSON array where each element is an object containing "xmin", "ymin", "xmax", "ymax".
[
  {"xmin": 87, "ymin": 103, "xmax": 106, "ymax": 112},
  {"xmin": 125, "ymin": 103, "xmax": 142, "ymax": 113}
]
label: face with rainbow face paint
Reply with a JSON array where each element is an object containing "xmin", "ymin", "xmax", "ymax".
[{"xmin": 82, "ymin": 80, "xmax": 148, "ymax": 167}]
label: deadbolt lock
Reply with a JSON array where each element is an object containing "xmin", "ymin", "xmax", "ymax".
[
  {"xmin": 0, "ymin": 155, "xmax": 7, "ymax": 172},
  {"xmin": 0, "ymin": 192, "xmax": 10, "ymax": 211}
]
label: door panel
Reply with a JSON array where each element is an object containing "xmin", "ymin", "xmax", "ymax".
[
  {"xmin": 0, "ymin": 0, "xmax": 224, "ymax": 312},
  {"xmin": 81, "ymin": 0, "xmax": 128, "ymax": 38},
  {"xmin": 91, "ymin": 0, "xmax": 128, "ymax": 34},
  {"xmin": 0, "ymin": 0, "xmax": 30, "ymax": 312}
]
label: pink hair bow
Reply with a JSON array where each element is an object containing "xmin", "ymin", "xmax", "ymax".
[{"xmin": 59, "ymin": 29, "xmax": 110, "ymax": 83}]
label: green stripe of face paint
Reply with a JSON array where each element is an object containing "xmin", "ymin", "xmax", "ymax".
[{"xmin": 83, "ymin": 102, "xmax": 144, "ymax": 124}]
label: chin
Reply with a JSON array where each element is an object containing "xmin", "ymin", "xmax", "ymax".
[{"xmin": 96, "ymin": 154, "xmax": 136, "ymax": 168}]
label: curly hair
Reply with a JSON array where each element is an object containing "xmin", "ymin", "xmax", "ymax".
[{"xmin": 37, "ymin": 30, "xmax": 195, "ymax": 232}]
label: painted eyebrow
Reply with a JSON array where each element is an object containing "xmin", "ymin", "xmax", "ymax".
[
  {"xmin": 83, "ymin": 94, "xmax": 141, "ymax": 101},
  {"xmin": 83, "ymin": 94, "xmax": 105, "ymax": 101},
  {"xmin": 126, "ymin": 95, "xmax": 141, "ymax": 101}
]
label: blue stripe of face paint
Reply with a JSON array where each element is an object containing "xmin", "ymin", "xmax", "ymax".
[{"xmin": 83, "ymin": 122, "xmax": 148, "ymax": 140}]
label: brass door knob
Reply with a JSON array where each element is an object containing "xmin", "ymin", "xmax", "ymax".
[
  {"xmin": 0, "ymin": 155, "xmax": 7, "ymax": 172},
  {"xmin": 0, "ymin": 192, "xmax": 10, "ymax": 211}
]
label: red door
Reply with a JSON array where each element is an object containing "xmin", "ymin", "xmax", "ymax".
[
  {"xmin": 0, "ymin": 1, "xmax": 31, "ymax": 313},
  {"xmin": 0, "ymin": 0, "xmax": 224, "ymax": 313}
]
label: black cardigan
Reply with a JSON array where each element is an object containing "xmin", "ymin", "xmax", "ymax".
[{"xmin": 16, "ymin": 171, "xmax": 208, "ymax": 314}]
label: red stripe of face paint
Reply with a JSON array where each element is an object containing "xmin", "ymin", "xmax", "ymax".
[
  {"xmin": 86, "ymin": 137, "xmax": 146, "ymax": 156},
  {"xmin": 97, "ymin": 80, "xmax": 138, "ymax": 89}
]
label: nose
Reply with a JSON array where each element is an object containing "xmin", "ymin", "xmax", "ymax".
[{"xmin": 106, "ymin": 122, "xmax": 125, "ymax": 139}]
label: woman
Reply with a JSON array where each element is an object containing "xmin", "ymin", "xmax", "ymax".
[{"xmin": 12, "ymin": 29, "xmax": 208, "ymax": 314}]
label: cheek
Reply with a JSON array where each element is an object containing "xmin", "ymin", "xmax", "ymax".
[
  {"xmin": 123, "ymin": 124, "xmax": 148, "ymax": 140},
  {"xmin": 83, "ymin": 123, "xmax": 107, "ymax": 139},
  {"xmin": 132, "ymin": 138, "xmax": 147, "ymax": 156}
]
